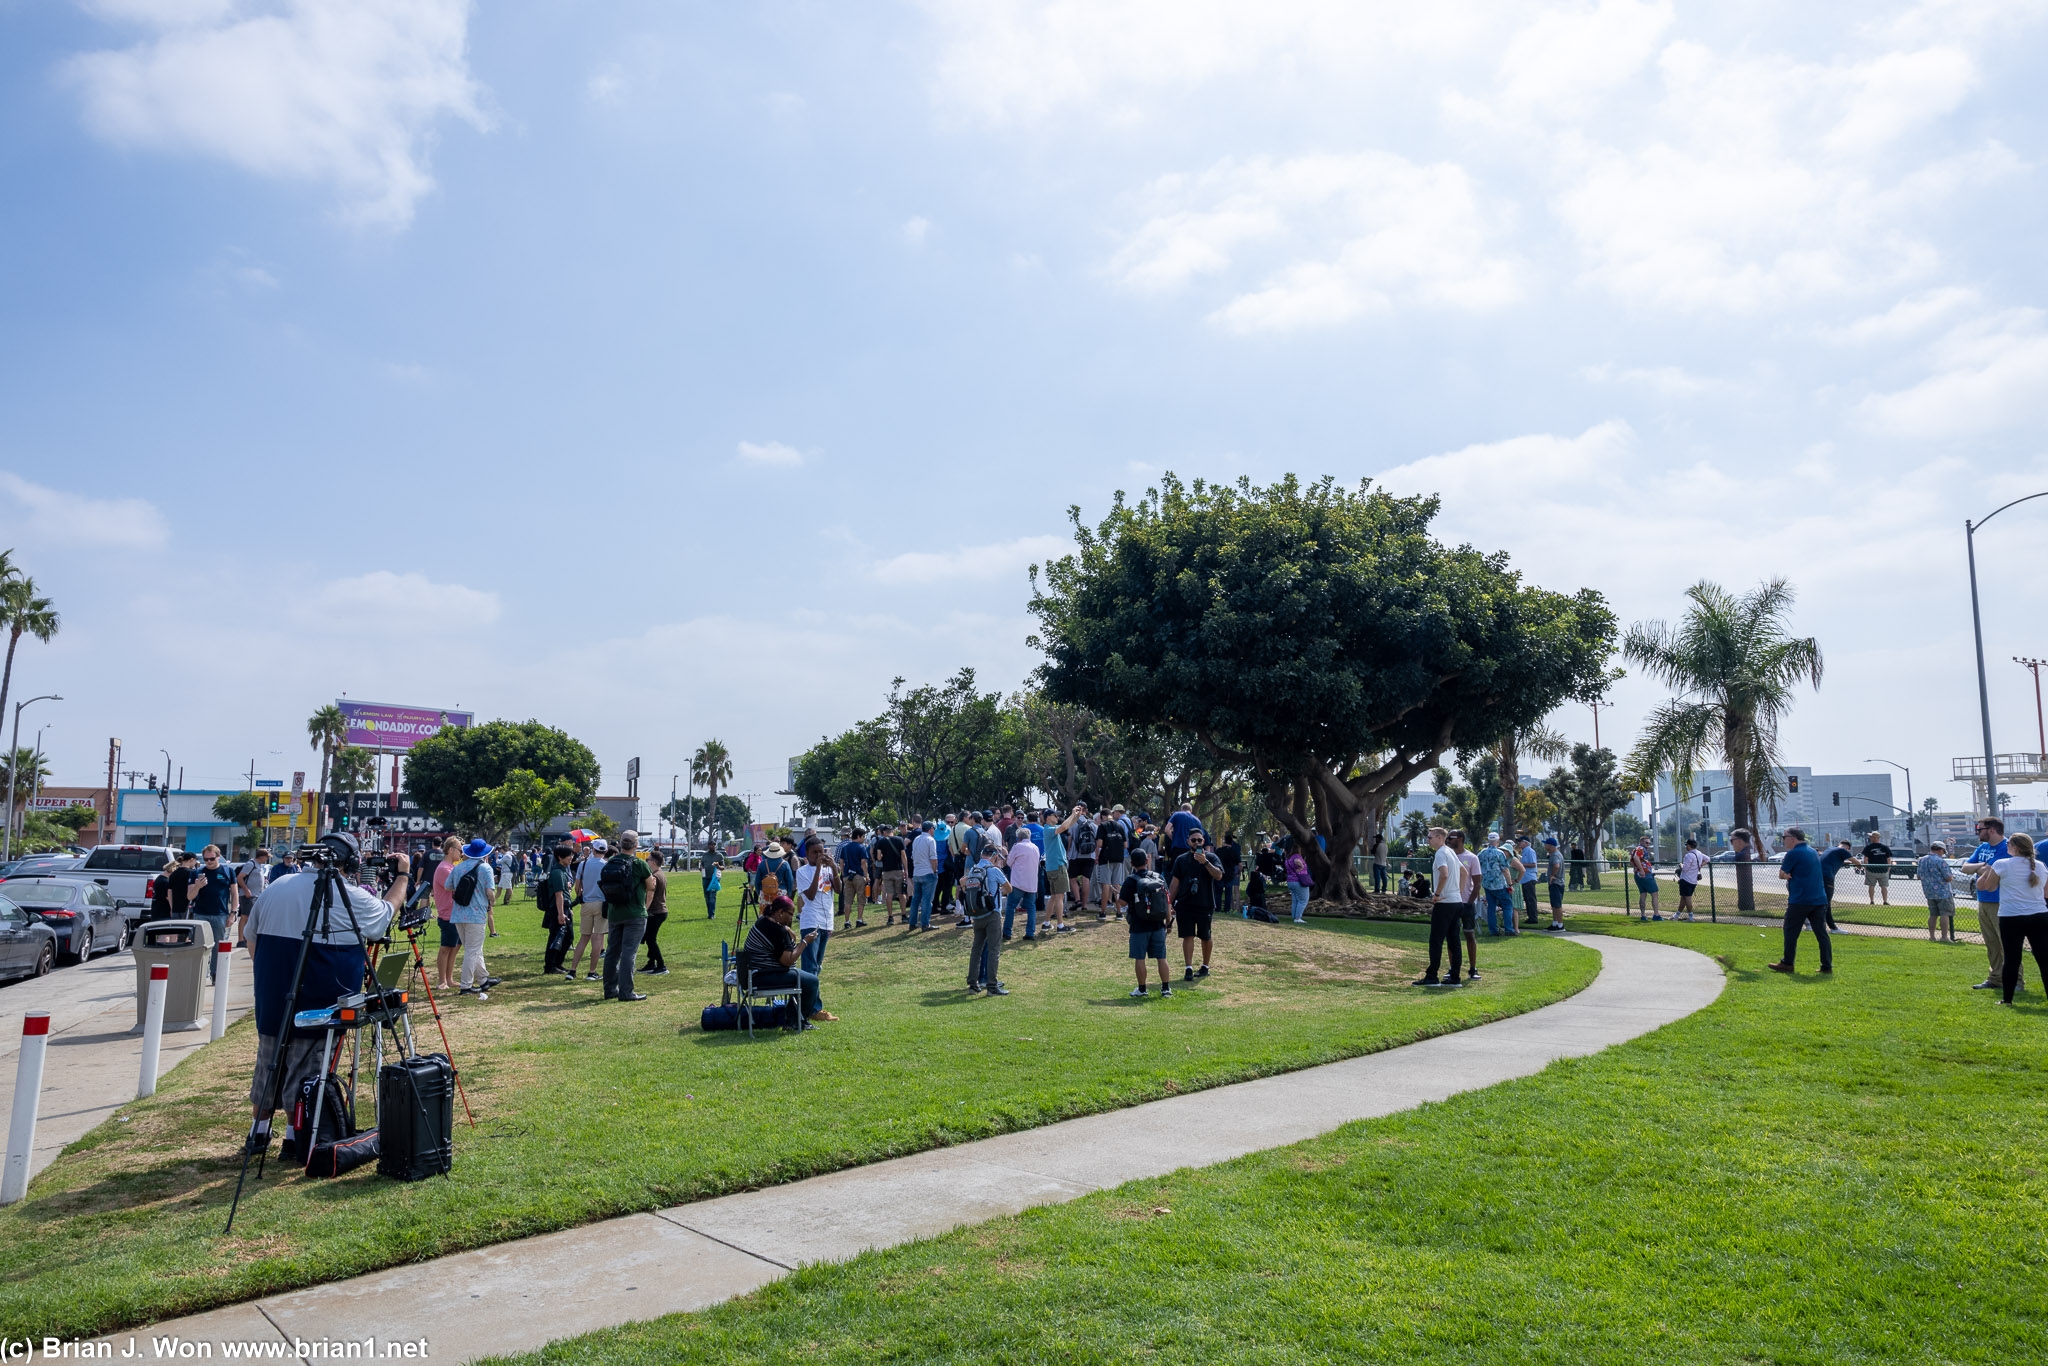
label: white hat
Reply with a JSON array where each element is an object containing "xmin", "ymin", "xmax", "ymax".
[{"xmin": 592, "ymin": 838, "xmax": 610, "ymax": 853}]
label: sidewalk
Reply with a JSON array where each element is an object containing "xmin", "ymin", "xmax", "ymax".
[
  {"xmin": 96, "ymin": 933, "xmax": 1723, "ymax": 1363},
  {"xmin": 1562, "ymin": 900, "xmax": 1985, "ymax": 945},
  {"xmin": 0, "ymin": 944, "xmax": 253, "ymax": 1184}
]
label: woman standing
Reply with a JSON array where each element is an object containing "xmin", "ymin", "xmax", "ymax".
[
  {"xmin": 1983, "ymin": 832, "xmax": 2048, "ymax": 1005},
  {"xmin": 431, "ymin": 834, "xmax": 462, "ymax": 992},
  {"xmin": 702, "ymin": 846, "xmax": 724, "ymax": 919},
  {"xmin": 1284, "ymin": 846, "xmax": 1313, "ymax": 923},
  {"xmin": 1248, "ymin": 836, "xmax": 1278, "ymax": 913},
  {"xmin": 641, "ymin": 855, "xmax": 670, "ymax": 975}
]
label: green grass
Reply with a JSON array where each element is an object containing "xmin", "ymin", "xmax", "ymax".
[
  {"xmin": 0, "ymin": 879, "xmax": 1596, "ymax": 1339},
  {"xmin": 498, "ymin": 918, "xmax": 2048, "ymax": 1365}
]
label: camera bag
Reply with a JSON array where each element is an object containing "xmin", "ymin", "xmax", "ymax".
[
  {"xmin": 378, "ymin": 1053, "xmax": 455, "ymax": 1182},
  {"xmin": 289, "ymin": 1072, "xmax": 354, "ymax": 1166},
  {"xmin": 305, "ymin": 1129, "xmax": 381, "ymax": 1179}
]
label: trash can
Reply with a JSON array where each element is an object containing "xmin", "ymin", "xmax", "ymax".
[{"xmin": 133, "ymin": 919, "xmax": 213, "ymax": 1033}]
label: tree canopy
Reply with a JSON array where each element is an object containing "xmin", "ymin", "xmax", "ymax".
[
  {"xmin": 1030, "ymin": 473, "xmax": 1615, "ymax": 899},
  {"xmin": 406, "ymin": 720, "xmax": 599, "ymax": 834},
  {"xmin": 474, "ymin": 769, "xmax": 582, "ymax": 846}
]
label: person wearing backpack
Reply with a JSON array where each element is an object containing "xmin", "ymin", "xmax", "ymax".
[
  {"xmin": 446, "ymin": 839, "xmax": 501, "ymax": 999},
  {"xmin": 1120, "ymin": 850, "xmax": 1175, "ymax": 998},
  {"xmin": 701, "ymin": 846, "xmax": 724, "ymax": 919},
  {"xmin": 964, "ymin": 844, "xmax": 1009, "ymax": 995},
  {"xmin": 597, "ymin": 831, "xmax": 656, "ymax": 1001}
]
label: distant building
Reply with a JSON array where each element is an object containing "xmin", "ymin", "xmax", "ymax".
[{"xmin": 1646, "ymin": 767, "xmax": 1900, "ymax": 847}]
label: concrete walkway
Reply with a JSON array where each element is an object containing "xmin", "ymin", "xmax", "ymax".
[
  {"xmin": 96, "ymin": 933, "xmax": 1723, "ymax": 1363},
  {"xmin": 1562, "ymin": 899, "xmax": 1986, "ymax": 945},
  {"xmin": 1, "ymin": 944, "xmax": 253, "ymax": 1183}
]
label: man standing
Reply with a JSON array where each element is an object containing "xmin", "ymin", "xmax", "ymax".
[
  {"xmin": 1449, "ymin": 831, "xmax": 1483, "ymax": 981},
  {"xmin": 192, "ymin": 845, "xmax": 237, "ymax": 981},
  {"xmin": 1039, "ymin": 807, "xmax": 1076, "ymax": 935},
  {"xmin": 1543, "ymin": 836, "xmax": 1566, "ymax": 931},
  {"xmin": 641, "ymin": 853, "xmax": 670, "ymax": 977},
  {"xmin": 796, "ymin": 840, "xmax": 837, "ymax": 981},
  {"xmin": 1065, "ymin": 804, "xmax": 1096, "ymax": 915},
  {"xmin": 1094, "ymin": 813, "xmax": 1128, "ymax": 917},
  {"xmin": 1165, "ymin": 801, "xmax": 1205, "ymax": 858},
  {"xmin": 873, "ymin": 824, "xmax": 906, "ymax": 924},
  {"xmin": 1676, "ymin": 838, "xmax": 1707, "ymax": 921},
  {"xmin": 1371, "ymin": 831, "xmax": 1391, "ymax": 895},
  {"xmin": 910, "ymin": 821, "xmax": 941, "ymax": 931},
  {"xmin": 1122, "ymin": 850, "xmax": 1173, "ymax": 998},
  {"xmin": 599, "ymin": 831, "xmax": 654, "ymax": 1002},
  {"xmin": 1514, "ymin": 833, "xmax": 1540, "ymax": 926},
  {"xmin": 1961, "ymin": 817, "xmax": 2009, "ymax": 990},
  {"xmin": 1630, "ymin": 838, "xmax": 1661, "ymax": 920},
  {"xmin": 1477, "ymin": 833, "xmax": 1515, "ymax": 937},
  {"xmin": 1768, "ymin": 828, "xmax": 1832, "ymax": 975},
  {"xmin": 1217, "ymin": 830, "xmax": 1242, "ymax": 918},
  {"xmin": 445, "ymin": 839, "xmax": 500, "ymax": 999},
  {"xmin": 1003, "ymin": 824, "xmax": 1041, "ymax": 940},
  {"xmin": 1168, "ymin": 827, "xmax": 1224, "ymax": 982},
  {"xmin": 1414, "ymin": 827, "xmax": 1467, "ymax": 987},
  {"xmin": 233, "ymin": 847, "xmax": 270, "ymax": 945},
  {"xmin": 836, "ymin": 827, "xmax": 869, "ymax": 931},
  {"xmin": 539, "ymin": 844, "xmax": 574, "ymax": 975},
  {"xmin": 566, "ymin": 838, "xmax": 610, "ymax": 982},
  {"xmin": 1860, "ymin": 830, "xmax": 1894, "ymax": 906},
  {"xmin": 1919, "ymin": 841, "xmax": 1956, "ymax": 943},
  {"xmin": 1818, "ymin": 839, "xmax": 1854, "ymax": 931}
]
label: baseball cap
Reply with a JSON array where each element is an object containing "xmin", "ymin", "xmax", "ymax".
[{"xmin": 592, "ymin": 838, "xmax": 610, "ymax": 853}]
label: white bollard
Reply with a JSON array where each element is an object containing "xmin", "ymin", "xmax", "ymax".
[
  {"xmin": 3, "ymin": 1012, "xmax": 52, "ymax": 1205},
  {"xmin": 211, "ymin": 940, "xmax": 233, "ymax": 1041},
  {"xmin": 138, "ymin": 963, "xmax": 168, "ymax": 1099}
]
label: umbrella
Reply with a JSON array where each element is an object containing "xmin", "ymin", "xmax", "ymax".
[{"xmin": 568, "ymin": 828, "xmax": 600, "ymax": 842}]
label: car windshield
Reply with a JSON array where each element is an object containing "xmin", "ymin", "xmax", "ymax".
[{"xmin": 84, "ymin": 848, "xmax": 173, "ymax": 873}]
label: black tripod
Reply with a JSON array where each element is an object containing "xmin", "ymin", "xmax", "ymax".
[
  {"xmin": 224, "ymin": 856, "xmax": 383, "ymax": 1234},
  {"xmin": 379, "ymin": 914, "xmax": 475, "ymax": 1128}
]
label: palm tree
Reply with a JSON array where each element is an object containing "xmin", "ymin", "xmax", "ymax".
[
  {"xmin": 307, "ymin": 704, "xmax": 347, "ymax": 836},
  {"xmin": 329, "ymin": 745, "xmax": 376, "ymax": 835},
  {"xmin": 690, "ymin": 740, "xmax": 734, "ymax": 845},
  {"xmin": 0, "ymin": 572, "xmax": 60, "ymax": 753},
  {"xmin": 1497, "ymin": 722, "xmax": 1569, "ymax": 841},
  {"xmin": 1622, "ymin": 579, "xmax": 1822, "ymax": 911}
]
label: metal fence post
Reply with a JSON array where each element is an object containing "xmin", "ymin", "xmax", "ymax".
[{"xmin": 1708, "ymin": 858, "xmax": 1717, "ymax": 922}]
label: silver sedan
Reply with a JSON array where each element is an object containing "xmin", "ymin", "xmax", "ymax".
[{"xmin": 0, "ymin": 876, "xmax": 127, "ymax": 962}]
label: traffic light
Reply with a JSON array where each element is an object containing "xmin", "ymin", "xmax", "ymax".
[
  {"xmin": 338, "ymin": 811, "xmax": 351, "ymax": 829},
  {"xmin": 1832, "ymin": 791, "xmax": 1840, "ymax": 807},
  {"xmin": 1787, "ymin": 775, "xmax": 1800, "ymax": 793},
  {"xmin": 146, "ymin": 774, "xmax": 158, "ymax": 792},
  {"xmin": 1701, "ymin": 784, "xmax": 1712, "ymax": 808},
  {"xmin": 268, "ymin": 793, "xmax": 280, "ymax": 814}
]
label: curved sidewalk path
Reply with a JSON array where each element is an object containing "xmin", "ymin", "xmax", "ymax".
[{"xmin": 104, "ymin": 933, "xmax": 1723, "ymax": 1363}]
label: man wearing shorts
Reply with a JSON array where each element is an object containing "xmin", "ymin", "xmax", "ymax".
[
  {"xmin": 1450, "ymin": 831, "xmax": 1483, "ymax": 980},
  {"xmin": 1168, "ymin": 830, "xmax": 1224, "ymax": 983},
  {"xmin": 1121, "ymin": 851, "xmax": 1173, "ymax": 997},
  {"xmin": 1918, "ymin": 841, "xmax": 1957, "ymax": 942},
  {"xmin": 565, "ymin": 839, "xmax": 610, "ymax": 981},
  {"xmin": 1094, "ymin": 814, "xmax": 1128, "ymax": 917},
  {"xmin": 836, "ymin": 827, "xmax": 869, "ymax": 930},
  {"xmin": 1543, "ymin": 836, "xmax": 1566, "ymax": 931},
  {"xmin": 1860, "ymin": 833, "xmax": 1894, "ymax": 905},
  {"xmin": 1061, "ymin": 803, "xmax": 1096, "ymax": 912},
  {"xmin": 1676, "ymin": 838, "xmax": 1706, "ymax": 921},
  {"xmin": 873, "ymin": 825, "xmax": 906, "ymax": 923}
]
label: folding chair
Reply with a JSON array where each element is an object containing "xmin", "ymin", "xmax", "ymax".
[{"xmin": 721, "ymin": 941, "xmax": 803, "ymax": 1039}]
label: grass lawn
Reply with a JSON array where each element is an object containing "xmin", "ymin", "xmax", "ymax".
[
  {"xmin": 0, "ymin": 879, "xmax": 1597, "ymax": 1339},
  {"xmin": 500, "ymin": 917, "xmax": 2048, "ymax": 1365}
]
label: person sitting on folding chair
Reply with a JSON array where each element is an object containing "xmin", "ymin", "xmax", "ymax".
[{"xmin": 742, "ymin": 895, "xmax": 832, "ymax": 1025}]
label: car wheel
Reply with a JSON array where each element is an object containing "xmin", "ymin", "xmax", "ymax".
[
  {"xmin": 68, "ymin": 925, "xmax": 93, "ymax": 964},
  {"xmin": 30, "ymin": 942, "xmax": 55, "ymax": 978}
]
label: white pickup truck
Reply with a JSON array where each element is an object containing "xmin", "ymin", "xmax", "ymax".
[{"xmin": 69, "ymin": 844, "xmax": 179, "ymax": 924}]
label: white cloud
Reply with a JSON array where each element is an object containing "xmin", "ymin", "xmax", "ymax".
[
  {"xmin": 1491, "ymin": 0, "xmax": 1672, "ymax": 119},
  {"xmin": 587, "ymin": 65, "xmax": 626, "ymax": 104},
  {"xmin": 902, "ymin": 215, "xmax": 932, "ymax": 246},
  {"xmin": 0, "ymin": 472, "xmax": 169, "ymax": 550},
  {"xmin": 313, "ymin": 570, "xmax": 500, "ymax": 625},
  {"xmin": 737, "ymin": 439, "xmax": 806, "ymax": 466},
  {"xmin": 64, "ymin": 0, "xmax": 489, "ymax": 230},
  {"xmin": 1579, "ymin": 362, "xmax": 1725, "ymax": 396},
  {"xmin": 869, "ymin": 535, "xmax": 1070, "ymax": 587},
  {"xmin": 1109, "ymin": 152, "xmax": 1520, "ymax": 331},
  {"xmin": 1856, "ymin": 308, "xmax": 2048, "ymax": 438},
  {"xmin": 1822, "ymin": 287, "xmax": 1979, "ymax": 345}
]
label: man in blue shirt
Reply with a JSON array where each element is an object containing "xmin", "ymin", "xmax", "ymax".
[
  {"xmin": 1961, "ymin": 817, "xmax": 2010, "ymax": 989},
  {"xmin": 1166, "ymin": 802, "xmax": 1205, "ymax": 854},
  {"xmin": 836, "ymin": 828, "xmax": 869, "ymax": 930},
  {"xmin": 1768, "ymin": 827, "xmax": 1832, "ymax": 975}
]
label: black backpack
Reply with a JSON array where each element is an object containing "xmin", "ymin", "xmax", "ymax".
[
  {"xmin": 1128, "ymin": 871, "xmax": 1170, "ymax": 930},
  {"xmin": 598, "ymin": 852, "xmax": 637, "ymax": 906},
  {"xmin": 451, "ymin": 860, "xmax": 483, "ymax": 908},
  {"xmin": 1071, "ymin": 820, "xmax": 1097, "ymax": 856}
]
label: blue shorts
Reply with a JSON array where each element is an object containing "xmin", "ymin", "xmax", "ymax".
[
  {"xmin": 439, "ymin": 919, "xmax": 461, "ymax": 948},
  {"xmin": 1128, "ymin": 927, "xmax": 1168, "ymax": 960},
  {"xmin": 1635, "ymin": 875, "xmax": 1658, "ymax": 894}
]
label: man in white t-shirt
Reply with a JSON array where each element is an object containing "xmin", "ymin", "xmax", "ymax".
[
  {"xmin": 1677, "ymin": 838, "xmax": 1708, "ymax": 921},
  {"xmin": 1416, "ymin": 826, "xmax": 1469, "ymax": 987},
  {"xmin": 795, "ymin": 842, "xmax": 840, "ymax": 1019}
]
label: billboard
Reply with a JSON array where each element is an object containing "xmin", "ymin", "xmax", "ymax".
[{"xmin": 337, "ymin": 700, "xmax": 473, "ymax": 753}]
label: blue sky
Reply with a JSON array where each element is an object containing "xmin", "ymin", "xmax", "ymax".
[{"xmin": 3, "ymin": 0, "xmax": 2046, "ymax": 817}]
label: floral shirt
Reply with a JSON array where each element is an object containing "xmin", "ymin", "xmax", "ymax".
[{"xmin": 1917, "ymin": 853, "xmax": 1954, "ymax": 900}]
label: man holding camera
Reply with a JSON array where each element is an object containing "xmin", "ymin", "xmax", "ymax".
[
  {"xmin": 1168, "ymin": 828, "xmax": 1225, "ymax": 982},
  {"xmin": 239, "ymin": 834, "xmax": 407, "ymax": 1157}
]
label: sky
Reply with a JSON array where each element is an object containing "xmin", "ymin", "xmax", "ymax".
[{"xmin": 2, "ymin": 0, "xmax": 2046, "ymax": 820}]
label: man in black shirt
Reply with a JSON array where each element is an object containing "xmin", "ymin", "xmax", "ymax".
[
  {"xmin": 1095, "ymin": 819, "xmax": 1129, "ymax": 917},
  {"xmin": 1168, "ymin": 829, "xmax": 1225, "ymax": 984},
  {"xmin": 873, "ymin": 830, "xmax": 907, "ymax": 924},
  {"xmin": 1216, "ymin": 834, "xmax": 1242, "ymax": 918},
  {"xmin": 1120, "ymin": 851, "xmax": 1173, "ymax": 998},
  {"xmin": 741, "ymin": 896, "xmax": 823, "ymax": 1023},
  {"xmin": 1860, "ymin": 835, "xmax": 1894, "ymax": 906}
]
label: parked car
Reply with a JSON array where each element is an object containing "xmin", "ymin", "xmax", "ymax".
[
  {"xmin": 70, "ymin": 844, "xmax": 178, "ymax": 922},
  {"xmin": 0, "ymin": 893, "xmax": 58, "ymax": 981},
  {"xmin": 0, "ymin": 876, "xmax": 127, "ymax": 961},
  {"xmin": 0, "ymin": 852, "xmax": 83, "ymax": 878}
]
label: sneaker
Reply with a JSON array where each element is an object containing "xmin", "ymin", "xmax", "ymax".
[
  {"xmin": 563, "ymin": 971, "xmax": 576, "ymax": 982},
  {"xmin": 1972, "ymin": 979, "xmax": 1999, "ymax": 989},
  {"xmin": 1410, "ymin": 977, "xmax": 1441, "ymax": 987},
  {"xmin": 618, "ymin": 992, "xmax": 649, "ymax": 1002},
  {"xmin": 1056, "ymin": 924, "xmax": 1075, "ymax": 934},
  {"xmin": 483, "ymin": 977, "xmax": 503, "ymax": 989},
  {"xmin": 1184, "ymin": 966, "xmax": 1196, "ymax": 983},
  {"xmin": 1130, "ymin": 986, "xmax": 1148, "ymax": 998},
  {"xmin": 1197, "ymin": 964, "xmax": 1210, "ymax": 979},
  {"xmin": 1651, "ymin": 914, "xmax": 1664, "ymax": 921},
  {"xmin": 855, "ymin": 920, "xmax": 867, "ymax": 928},
  {"xmin": 967, "ymin": 984, "xmax": 984, "ymax": 995},
  {"xmin": 1159, "ymin": 985, "xmax": 1172, "ymax": 997},
  {"xmin": 586, "ymin": 972, "xmax": 601, "ymax": 982},
  {"xmin": 1466, "ymin": 971, "xmax": 1481, "ymax": 981},
  {"xmin": 644, "ymin": 967, "xmax": 669, "ymax": 976},
  {"xmin": 1549, "ymin": 923, "xmax": 1565, "ymax": 931},
  {"xmin": 988, "ymin": 985, "xmax": 1009, "ymax": 997}
]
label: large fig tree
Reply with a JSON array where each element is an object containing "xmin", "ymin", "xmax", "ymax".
[{"xmin": 1029, "ymin": 474, "xmax": 1614, "ymax": 902}]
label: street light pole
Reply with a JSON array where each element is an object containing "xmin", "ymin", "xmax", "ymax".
[
  {"xmin": 1966, "ymin": 493, "xmax": 2048, "ymax": 825},
  {"xmin": 2, "ymin": 694, "xmax": 60, "ymax": 862},
  {"xmin": 160, "ymin": 747, "xmax": 173, "ymax": 849},
  {"xmin": 1863, "ymin": 758, "xmax": 1914, "ymax": 846},
  {"xmin": 2017, "ymin": 657, "xmax": 2048, "ymax": 758}
]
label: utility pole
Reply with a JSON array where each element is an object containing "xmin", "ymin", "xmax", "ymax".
[
  {"xmin": 245, "ymin": 758, "xmax": 258, "ymax": 791},
  {"xmin": 104, "ymin": 737, "xmax": 121, "ymax": 845},
  {"xmin": 1589, "ymin": 698, "xmax": 1603, "ymax": 751},
  {"xmin": 160, "ymin": 748, "xmax": 173, "ymax": 848}
]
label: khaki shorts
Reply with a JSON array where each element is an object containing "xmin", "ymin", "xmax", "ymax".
[
  {"xmin": 1864, "ymin": 868, "xmax": 1888, "ymax": 887},
  {"xmin": 878, "ymin": 871, "xmax": 906, "ymax": 901},
  {"xmin": 842, "ymin": 873, "xmax": 867, "ymax": 907},
  {"xmin": 1044, "ymin": 866, "xmax": 1071, "ymax": 895}
]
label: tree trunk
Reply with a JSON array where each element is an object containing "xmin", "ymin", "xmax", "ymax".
[
  {"xmin": 315, "ymin": 748, "xmax": 332, "ymax": 838},
  {"xmin": 1582, "ymin": 819, "xmax": 1603, "ymax": 890},
  {"xmin": 0, "ymin": 630, "xmax": 19, "ymax": 761},
  {"xmin": 1499, "ymin": 736, "xmax": 1519, "ymax": 842}
]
